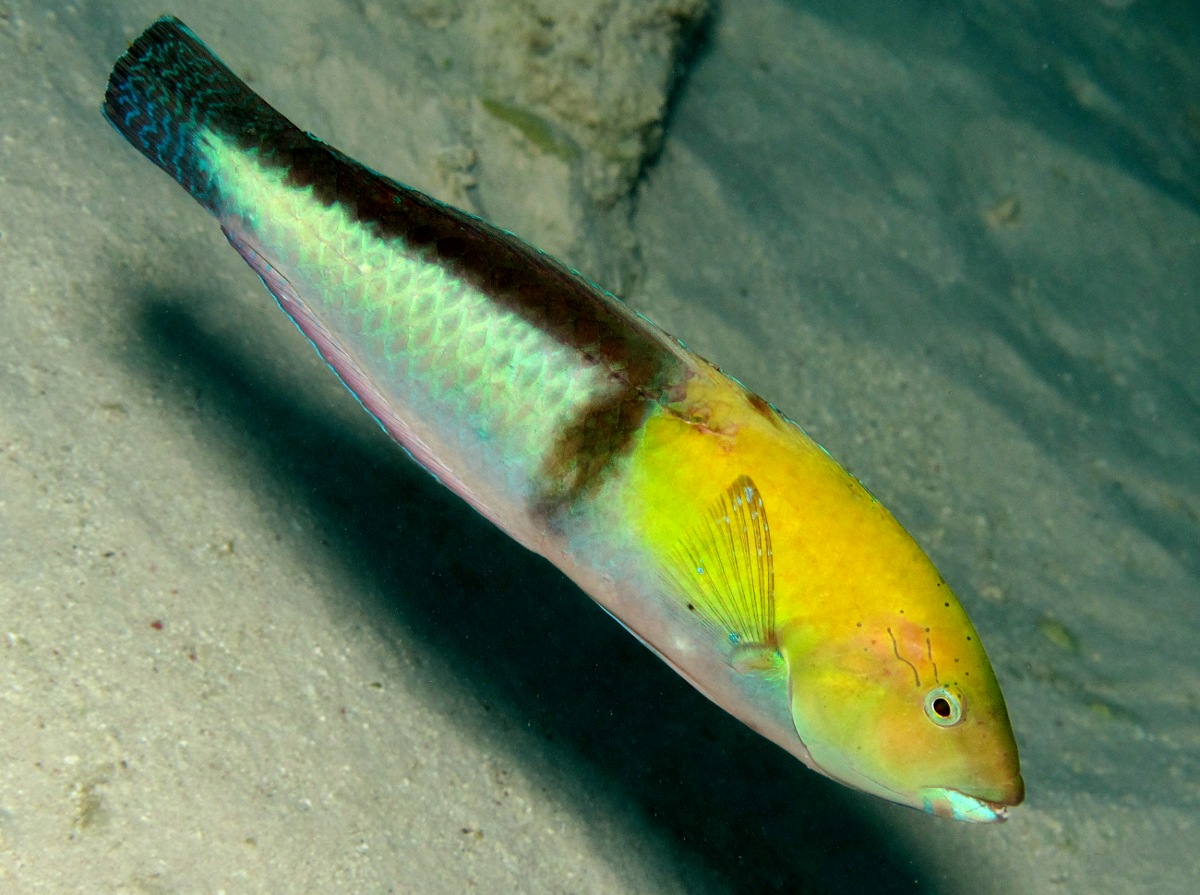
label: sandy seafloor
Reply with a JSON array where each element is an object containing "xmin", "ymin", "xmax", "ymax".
[{"xmin": 1, "ymin": 0, "xmax": 1198, "ymax": 892}]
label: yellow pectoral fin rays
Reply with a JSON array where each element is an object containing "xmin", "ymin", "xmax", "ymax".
[{"xmin": 664, "ymin": 475, "xmax": 783, "ymax": 673}]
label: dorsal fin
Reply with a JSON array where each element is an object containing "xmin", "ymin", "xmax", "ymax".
[{"xmin": 666, "ymin": 475, "xmax": 777, "ymax": 668}]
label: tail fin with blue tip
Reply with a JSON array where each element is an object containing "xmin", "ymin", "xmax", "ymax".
[{"xmin": 102, "ymin": 15, "xmax": 304, "ymax": 213}]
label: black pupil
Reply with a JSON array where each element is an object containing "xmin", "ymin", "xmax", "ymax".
[{"xmin": 933, "ymin": 697, "xmax": 952, "ymax": 718}]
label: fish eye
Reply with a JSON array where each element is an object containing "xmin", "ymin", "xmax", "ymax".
[{"xmin": 924, "ymin": 687, "xmax": 964, "ymax": 727}]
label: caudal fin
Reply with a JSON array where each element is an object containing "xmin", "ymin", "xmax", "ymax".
[{"xmin": 102, "ymin": 16, "xmax": 302, "ymax": 212}]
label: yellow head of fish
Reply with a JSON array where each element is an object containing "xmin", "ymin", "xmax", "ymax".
[
  {"xmin": 628, "ymin": 367, "xmax": 1023, "ymax": 821},
  {"xmin": 778, "ymin": 572, "xmax": 1024, "ymax": 821}
]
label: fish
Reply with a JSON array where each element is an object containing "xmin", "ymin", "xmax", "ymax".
[{"xmin": 103, "ymin": 16, "xmax": 1023, "ymax": 822}]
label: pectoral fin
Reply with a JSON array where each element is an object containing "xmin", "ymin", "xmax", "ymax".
[{"xmin": 666, "ymin": 475, "xmax": 779, "ymax": 668}]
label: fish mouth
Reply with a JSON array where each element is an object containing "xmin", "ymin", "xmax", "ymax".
[{"xmin": 919, "ymin": 787, "xmax": 1014, "ymax": 823}]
